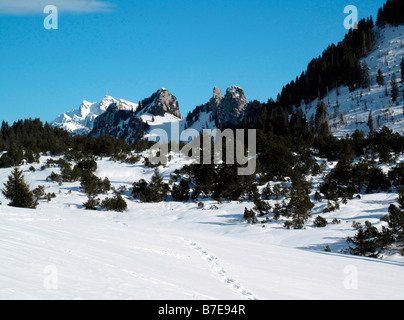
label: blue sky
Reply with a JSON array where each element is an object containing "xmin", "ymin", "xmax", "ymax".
[{"xmin": 0, "ymin": 0, "xmax": 387, "ymax": 124}]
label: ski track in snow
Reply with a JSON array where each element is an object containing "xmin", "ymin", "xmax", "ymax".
[{"xmin": 185, "ymin": 239, "xmax": 258, "ymax": 300}]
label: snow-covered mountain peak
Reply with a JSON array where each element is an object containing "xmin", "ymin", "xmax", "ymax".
[
  {"xmin": 79, "ymin": 96, "xmax": 116, "ymax": 118},
  {"xmin": 226, "ymin": 85, "xmax": 243, "ymax": 96},
  {"xmin": 52, "ymin": 95, "xmax": 139, "ymax": 135}
]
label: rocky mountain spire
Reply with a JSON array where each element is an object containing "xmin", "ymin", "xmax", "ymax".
[
  {"xmin": 217, "ymin": 86, "xmax": 247, "ymax": 127},
  {"xmin": 137, "ymin": 88, "xmax": 181, "ymax": 118},
  {"xmin": 211, "ymin": 87, "xmax": 223, "ymax": 108},
  {"xmin": 209, "ymin": 86, "xmax": 223, "ymax": 120}
]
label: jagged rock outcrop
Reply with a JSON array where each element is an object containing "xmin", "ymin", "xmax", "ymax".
[
  {"xmin": 184, "ymin": 86, "xmax": 248, "ymax": 130},
  {"xmin": 137, "ymin": 88, "xmax": 181, "ymax": 118},
  {"xmin": 53, "ymin": 86, "xmax": 247, "ymax": 143},
  {"xmin": 210, "ymin": 86, "xmax": 223, "ymax": 118},
  {"xmin": 90, "ymin": 103, "xmax": 149, "ymax": 144},
  {"xmin": 217, "ymin": 86, "xmax": 247, "ymax": 127}
]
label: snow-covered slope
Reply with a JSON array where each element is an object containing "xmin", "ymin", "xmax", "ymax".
[
  {"xmin": 52, "ymin": 96, "xmax": 138, "ymax": 135},
  {"xmin": 0, "ymin": 155, "xmax": 403, "ymax": 300},
  {"xmin": 142, "ymin": 113, "xmax": 187, "ymax": 143},
  {"xmin": 186, "ymin": 111, "xmax": 216, "ymax": 133},
  {"xmin": 301, "ymin": 24, "xmax": 404, "ymax": 137}
]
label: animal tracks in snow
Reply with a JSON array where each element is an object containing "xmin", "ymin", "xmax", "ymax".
[
  {"xmin": 130, "ymin": 245, "xmax": 190, "ymax": 260},
  {"xmin": 184, "ymin": 239, "xmax": 257, "ymax": 300}
]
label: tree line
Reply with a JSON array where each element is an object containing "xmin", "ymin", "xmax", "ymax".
[
  {"xmin": 376, "ymin": 0, "xmax": 404, "ymax": 27},
  {"xmin": 0, "ymin": 118, "xmax": 152, "ymax": 168},
  {"xmin": 276, "ymin": 17, "xmax": 375, "ymax": 113}
]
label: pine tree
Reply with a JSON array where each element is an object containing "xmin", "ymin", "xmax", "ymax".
[
  {"xmin": 368, "ymin": 110, "xmax": 375, "ymax": 136},
  {"xmin": 133, "ymin": 168, "xmax": 169, "ymax": 203},
  {"xmin": 398, "ymin": 186, "xmax": 404, "ymax": 210},
  {"xmin": 382, "ymin": 188, "xmax": 404, "ymax": 253},
  {"xmin": 314, "ymin": 100, "xmax": 330, "ymax": 137},
  {"xmin": 80, "ymin": 170, "xmax": 110, "ymax": 197},
  {"xmin": 1, "ymin": 168, "xmax": 36, "ymax": 209},
  {"xmin": 83, "ymin": 195, "xmax": 100, "ymax": 210},
  {"xmin": 101, "ymin": 193, "xmax": 127, "ymax": 212},
  {"xmin": 361, "ymin": 61, "xmax": 371, "ymax": 90},
  {"xmin": 376, "ymin": 69, "xmax": 384, "ymax": 87},
  {"xmin": 347, "ymin": 221, "xmax": 382, "ymax": 258},
  {"xmin": 314, "ymin": 216, "xmax": 328, "ymax": 228},
  {"xmin": 288, "ymin": 172, "xmax": 314, "ymax": 229},
  {"xmin": 243, "ymin": 207, "xmax": 256, "ymax": 223},
  {"xmin": 150, "ymin": 168, "xmax": 169, "ymax": 202},
  {"xmin": 253, "ymin": 197, "xmax": 271, "ymax": 216},
  {"xmin": 401, "ymin": 55, "xmax": 404, "ymax": 84},
  {"xmin": 171, "ymin": 179, "xmax": 190, "ymax": 201},
  {"xmin": 391, "ymin": 73, "xmax": 399, "ymax": 103}
]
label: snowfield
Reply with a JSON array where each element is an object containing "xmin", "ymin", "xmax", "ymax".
[
  {"xmin": 1, "ymin": 156, "xmax": 404, "ymax": 300},
  {"xmin": 2, "ymin": 23, "xmax": 404, "ymax": 302}
]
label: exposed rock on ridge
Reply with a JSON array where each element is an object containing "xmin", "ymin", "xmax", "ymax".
[
  {"xmin": 137, "ymin": 89, "xmax": 181, "ymax": 118},
  {"xmin": 90, "ymin": 103, "xmax": 150, "ymax": 144}
]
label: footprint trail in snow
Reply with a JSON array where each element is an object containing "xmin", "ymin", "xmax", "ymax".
[{"xmin": 185, "ymin": 239, "xmax": 258, "ymax": 300}]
